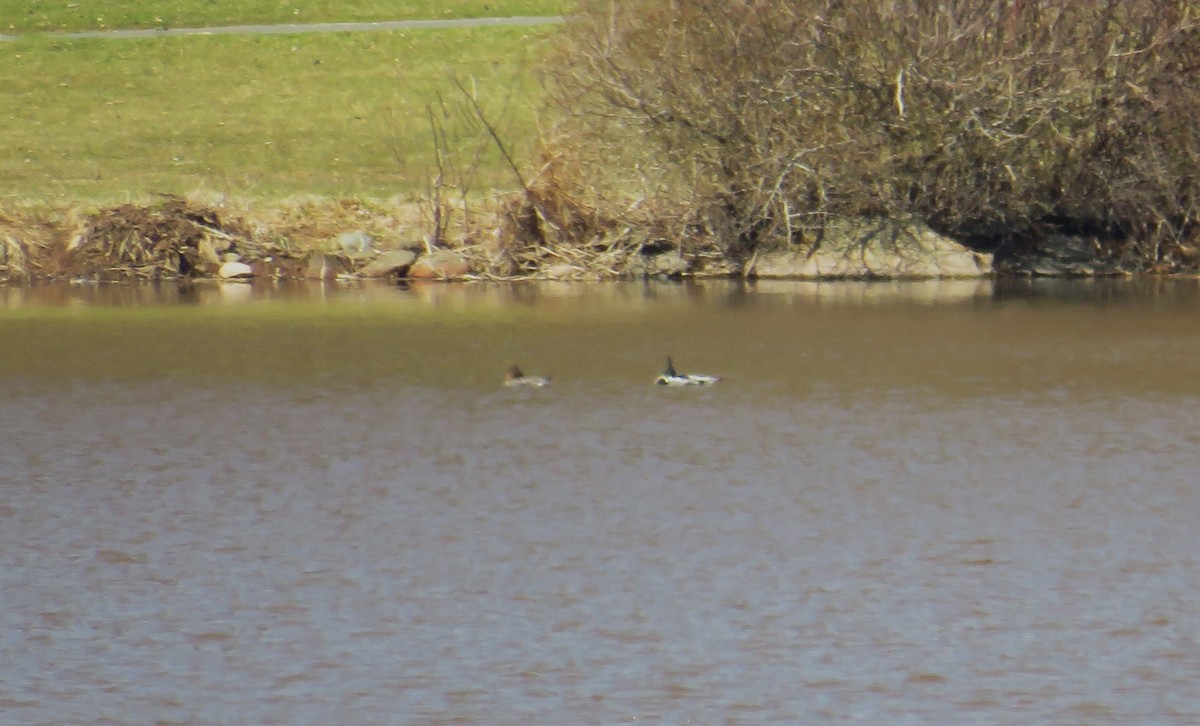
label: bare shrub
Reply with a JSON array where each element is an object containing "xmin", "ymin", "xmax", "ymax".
[{"xmin": 545, "ymin": 0, "xmax": 1200, "ymax": 267}]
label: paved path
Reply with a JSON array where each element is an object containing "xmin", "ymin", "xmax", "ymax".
[{"xmin": 0, "ymin": 15, "xmax": 562, "ymax": 41}]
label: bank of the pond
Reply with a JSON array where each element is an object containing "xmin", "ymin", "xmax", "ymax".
[{"xmin": 2, "ymin": 195, "xmax": 1192, "ymax": 284}]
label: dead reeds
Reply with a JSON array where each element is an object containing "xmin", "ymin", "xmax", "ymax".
[{"xmin": 0, "ymin": 207, "xmax": 53, "ymax": 282}]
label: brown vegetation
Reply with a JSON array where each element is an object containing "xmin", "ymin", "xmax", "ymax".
[
  {"xmin": 66, "ymin": 197, "xmax": 254, "ymax": 279},
  {"xmin": 0, "ymin": 191, "xmax": 718, "ymax": 284},
  {"xmin": 538, "ymin": 0, "xmax": 1200, "ymax": 270},
  {"xmin": 1, "ymin": 207, "xmax": 52, "ymax": 282},
  {"xmin": 0, "ymin": 196, "xmax": 412, "ymax": 283}
]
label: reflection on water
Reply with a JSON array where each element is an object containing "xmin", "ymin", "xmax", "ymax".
[
  {"xmin": 5, "ymin": 275, "xmax": 1200, "ymax": 311},
  {"xmin": 3, "ymin": 280, "xmax": 1200, "ymax": 723}
]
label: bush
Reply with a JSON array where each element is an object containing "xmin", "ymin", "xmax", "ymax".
[{"xmin": 544, "ymin": 0, "xmax": 1200, "ymax": 267}]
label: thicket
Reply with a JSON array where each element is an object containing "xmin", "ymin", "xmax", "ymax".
[{"xmin": 537, "ymin": 0, "xmax": 1200, "ymax": 268}]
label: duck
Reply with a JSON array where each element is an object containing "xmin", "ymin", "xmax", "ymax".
[
  {"xmin": 504, "ymin": 364, "xmax": 550, "ymax": 388},
  {"xmin": 655, "ymin": 356, "xmax": 720, "ymax": 386}
]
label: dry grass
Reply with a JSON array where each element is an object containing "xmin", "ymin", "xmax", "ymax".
[
  {"xmin": 0, "ymin": 206, "xmax": 55, "ymax": 281},
  {"xmin": 0, "ymin": 185, "xmax": 732, "ymax": 283}
]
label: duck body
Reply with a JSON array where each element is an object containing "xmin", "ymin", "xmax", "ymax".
[
  {"xmin": 655, "ymin": 356, "xmax": 719, "ymax": 386},
  {"xmin": 504, "ymin": 364, "xmax": 550, "ymax": 388}
]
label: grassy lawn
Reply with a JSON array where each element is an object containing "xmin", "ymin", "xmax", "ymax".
[
  {"xmin": 1, "ymin": 1, "xmax": 569, "ymax": 33},
  {"xmin": 0, "ymin": 26, "xmax": 554, "ymax": 204}
]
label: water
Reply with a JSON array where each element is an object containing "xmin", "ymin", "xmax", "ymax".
[{"xmin": 3, "ymin": 278, "xmax": 1200, "ymax": 724}]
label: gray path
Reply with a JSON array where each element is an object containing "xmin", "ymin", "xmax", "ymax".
[{"xmin": 0, "ymin": 15, "xmax": 562, "ymax": 41}]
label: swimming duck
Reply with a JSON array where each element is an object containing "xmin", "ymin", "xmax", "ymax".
[
  {"xmin": 504, "ymin": 364, "xmax": 550, "ymax": 388},
  {"xmin": 655, "ymin": 356, "xmax": 720, "ymax": 386}
]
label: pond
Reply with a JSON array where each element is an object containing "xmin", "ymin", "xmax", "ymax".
[{"xmin": 3, "ymin": 278, "xmax": 1200, "ymax": 723}]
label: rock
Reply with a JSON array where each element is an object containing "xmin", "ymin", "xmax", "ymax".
[
  {"xmin": 217, "ymin": 261, "xmax": 254, "ymax": 279},
  {"xmin": 358, "ymin": 249, "xmax": 417, "ymax": 278},
  {"xmin": 648, "ymin": 252, "xmax": 690, "ymax": 277},
  {"xmin": 748, "ymin": 217, "xmax": 992, "ymax": 279},
  {"xmin": 337, "ymin": 230, "xmax": 374, "ymax": 258},
  {"xmin": 408, "ymin": 250, "xmax": 470, "ymax": 280}
]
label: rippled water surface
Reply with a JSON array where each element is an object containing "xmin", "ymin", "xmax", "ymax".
[{"xmin": 3, "ymin": 279, "xmax": 1200, "ymax": 723}]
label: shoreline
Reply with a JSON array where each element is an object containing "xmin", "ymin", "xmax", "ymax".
[{"xmin": 3, "ymin": 195, "xmax": 1193, "ymax": 285}]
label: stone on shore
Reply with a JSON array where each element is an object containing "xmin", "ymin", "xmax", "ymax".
[
  {"xmin": 358, "ymin": 250, "xmax": 417, "ymax": 278},
  {"xmin": 747, "ymin": 217, "xmax": 992, "ymax": 279},
  {"xmin": 218, "ymin": 261, "xmax": 254, "ymax": 279},
  {"xmin": 408, "ymin": 250, "xmax": 470, "ymax": 280}
]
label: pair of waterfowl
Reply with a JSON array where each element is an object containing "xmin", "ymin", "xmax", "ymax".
[{"xmin": 504, "ymin": 357, "xmax": 719, "ymax": 388}]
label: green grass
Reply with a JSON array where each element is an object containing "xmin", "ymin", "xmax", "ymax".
[
  {"xmin": 0, "ymin": 26, "xmax": 554, "ymax": 204},
  {"xmin": 1, "ymin": 1, "xmax": 569, "ymax": 34}
]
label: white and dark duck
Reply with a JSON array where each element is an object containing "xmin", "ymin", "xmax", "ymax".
[
  {"xmin": 655, "ymin": 356, "xmax": 720, "ymax": 386},
  {"xmin": 504, "ymin": 364, "xmax": 550, "ymax": 388}
]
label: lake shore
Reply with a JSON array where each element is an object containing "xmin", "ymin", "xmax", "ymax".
[{"xmin": 6, "ymin": 194, "xmax": 1198, "ymax": 285}]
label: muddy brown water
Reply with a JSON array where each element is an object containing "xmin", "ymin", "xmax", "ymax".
[{"xmin": 3, "ymin": 278, "xmax": 1200, "ymax": 723}]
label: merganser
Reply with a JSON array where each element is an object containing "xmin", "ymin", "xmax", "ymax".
[
  {"xmin": 655, "ymin": 356, "xmax": 719, "ymax": 386},
  {"xmin": 504, "ymin": 364, "xmax": 550, "ymax": 388}
]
